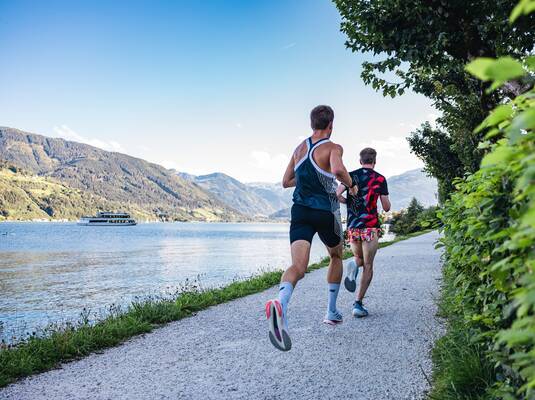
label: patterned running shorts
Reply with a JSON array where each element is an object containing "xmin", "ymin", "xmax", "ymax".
[{"xmin": 347, "ymin": 227, "xmax": 381, "ymax": 243}]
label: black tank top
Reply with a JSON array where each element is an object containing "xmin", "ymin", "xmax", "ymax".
[{"xmin": 292, "ymin": 137, "xmax": 339, "ymax": 212}]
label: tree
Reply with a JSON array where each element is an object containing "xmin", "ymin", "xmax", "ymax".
[
  {"xmin": 333, "ymin": 0, "xmax": 535, "ymax": 198},
  {"xmin": 390, "ymin": 197, "xmax": 428, "ymax": 235}
]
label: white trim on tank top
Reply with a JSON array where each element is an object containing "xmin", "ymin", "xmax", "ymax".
[
  {"xmin": 293, "ymin": 138, "xmax": 310, "ymax": 171},
  {"xmin": 309, "ymin": 139, "xmax": 336, "ymax": 178}
]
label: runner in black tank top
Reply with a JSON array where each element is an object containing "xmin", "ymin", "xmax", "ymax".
[{"xmin": 264, "ymin": 105, "xmax": 357, "ymax": 351}]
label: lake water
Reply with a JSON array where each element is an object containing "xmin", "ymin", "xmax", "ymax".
[{"xmin": 0, "ymin": 222, "xmax": 331, "ymax": 343}]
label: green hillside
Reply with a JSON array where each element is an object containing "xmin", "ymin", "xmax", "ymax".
[
  {"xmin": 0, "ymin": 162, "xmax": 153, "ymax": 221},
  {"xmin": 0, "ymin": 127, "xmax": 243, "ymax": 222}
]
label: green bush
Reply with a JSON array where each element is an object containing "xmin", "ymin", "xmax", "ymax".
[
  {"xmin": 434, "ymin": 45, "xmax": 535, "ymax": 398},
  {"xmin": 389, "ymin": 198, "xmax": 439, "ymax": 236}
]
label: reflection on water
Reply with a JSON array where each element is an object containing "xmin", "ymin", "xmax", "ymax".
[{"xmin": 0, "ymin": 222, "xmax": 328, "ymax": 343}]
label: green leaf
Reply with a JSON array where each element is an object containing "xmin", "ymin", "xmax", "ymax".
[
  {"xmin": 486, "ymin": 57, "xmax": 525, "ymax": 82},
  {"xmin": 510, "ymin": 0, "xmax": 535, "ymax": 22},
  {"xmin": 510, "ymin": 108, "xmax": 535, "ymax": 132},
  {"xmin": 475, "ymin": 104, "xmax": 513, "ymax": 133},
  {"xmin": 526, "ymin": 56, "xmax": 535, "ymax": 72},
  {"xmin": 481, "ymin": 144, "xmax": 513, "ymax": 167},
  {"xmin": 465, "ymin": 58, "xmax": 495, "ymax": 80}
]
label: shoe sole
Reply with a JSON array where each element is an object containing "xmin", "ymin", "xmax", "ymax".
[
  {"xmin": 352, "ymin": 311, "xmax": 368, "ymax": 318},
  {"xmin": 344, "ymin": 262, "xmax": 358, "ymax": 292},
  {"xmin": 344, "ymin": 276, "xmax": 356, "ymax": 292},
  {"xmin": 265, "ymin": 300, "xmax": 291, "ymax": 351},
  {"xmin": 322, "ymin": 319, "xmax": 343, "ymax": 326}
]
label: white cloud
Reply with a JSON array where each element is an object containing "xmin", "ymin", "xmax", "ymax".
[
  {"xmin": 282, "ymin": 42, "xmax": 296, "ymax": 50},
  {"xmin": 360, "ymin": 136, "xmax": 409, "ymax": 158},
  {"xmin": 356, "ymin": 136, "xmax": 423, "ymax": 177},
  {"xmin": 53, "ymin": 125, "xmax": 126, "ymax": 153},
  {"xmin": 250, "ymin": 150, "xmax": 288, "ymax": 172},
  {"xmin": 236, "ymin": 122, "xmax": 243, "ymax": 129},
  {"xmin": 160, "ymin": 160, "xmax": 183, "ymax": 171},
  {"xmin": 427, "ymin": 113, "xmax": 438, "ymax": 128}
]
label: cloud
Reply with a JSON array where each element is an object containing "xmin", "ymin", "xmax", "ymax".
[
  {"xmin": 250, "ymin": 150, "xmax": 288, "ymax": 172},
  {"xmin": 360, "ymin": 136, "xmax": 409, "ymax": 158},
  {"xmin": 282, "ymin": 42, "xmax": 296, "ymax": 50},
  {"xmin": 236, "ymin": 122, "xmax": 243, "ymax": 129},
  {"xmin": 427, "ymin": 113, "xmax": 438, "ymax": 128},
  {"xmin": 160, "ymin": 160, "xmax": 183, "ymax": 171},
  {"xmin": 53, "ymin": 125, "xmax": 126, "ymax": 153},
  {"xmin": 399, "ymin": 112, "xmax": 440, "ymax": 130},
  {"xmin": 353, "ymin": 135, "xmax": 423, "ymax": 177}
]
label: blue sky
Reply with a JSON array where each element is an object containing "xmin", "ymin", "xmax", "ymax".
[{"xmin": 0, "ymin": 0, "xmax": 435, "ymax": 182}]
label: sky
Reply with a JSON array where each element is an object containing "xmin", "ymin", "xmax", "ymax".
[{"xmin": 0, "ymin": 0, "xmax": 436, "ymax": 182}]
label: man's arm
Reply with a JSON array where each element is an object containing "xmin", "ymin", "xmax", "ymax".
[
  {"xmin": 336, "ymin": 184, "xmax": 347, "ymax": 204},
  {"xmin": 380, "ymin": 195, "xmax": 391, "ymax": 212},
  {"xmin": 282, "ymin": 155, "xmax": 296, "ymax": 188},
  {"xmin": 330, "ymin": 144, "xmax": 357, "ymax": 195}
]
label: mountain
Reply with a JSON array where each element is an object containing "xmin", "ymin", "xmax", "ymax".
[
  {"xmin": 0, "ymin": 161, "xmax": 152, "ymax": 221},
  {"xmin": 180, "ymin": 173, "xmax": 291, "ymax": 217},
  {"xmin": 177, "ymin": 168, "xmax": 437, "ymax": 220},
  {"xmin": 247, "ymin": 182, "xmax": 294, "ymax": 212},
  {"xmin": 386, "ymin": 168, "xmax": 438, "ymax": 210},
  {"xmin": 0, "ymin": 127, "xmax": 243, "ymax": 221}
]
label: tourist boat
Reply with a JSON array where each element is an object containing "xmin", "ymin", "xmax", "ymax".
[{"xmin": 77, "ymin": 212, "xmax": 137, "ymax": 226}]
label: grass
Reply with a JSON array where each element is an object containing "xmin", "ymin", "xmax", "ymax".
[
  {"xmin": 428, "ymin": 267, "xmax": 495, "ymax": 400},
  {"xmin": 0, "ymin": 229, "xmax": 432, "ymax": 388}
]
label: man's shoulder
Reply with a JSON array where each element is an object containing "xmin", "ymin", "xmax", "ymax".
[
  {"xmin": 373, "ymin": 170, "xmax": 387, "ymax": 181},
  {"xmin": 325, "ymin": 141, "xmax": 343, "ymax": 151}
]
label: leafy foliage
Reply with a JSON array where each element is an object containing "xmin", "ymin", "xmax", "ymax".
[
  {"xmin": 389, "ymin": 198, "xmax": 439, "ymax": 235},
  {"xmin": 436, "ymin": 35, "xmax": 535, "ymax": 398},
  {"xmin": 334, "ymin": 0, "xmax": 535, "ymax": 198}
]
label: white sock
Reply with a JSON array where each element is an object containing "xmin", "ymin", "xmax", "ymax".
[
  {"xmin": 328, "ymin": 283, "xmax": 340, "ymax": 313},
  {"xmin": 278, "ymin": 282, "xmax": 294, "ymax": 316}
]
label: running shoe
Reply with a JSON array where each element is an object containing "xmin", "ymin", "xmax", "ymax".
[
  {"xmin": 352, "ymin": 300, "xmax": 369, "ymax": 317},
  {"xmin": 265, "ymin": 299, "xmax": 291, "ymax": 351},
  {"xmin": 344, "ymin": 259, "xmax": 359, "ymax": 292},
  {"xmin": 323, "ymin": 309, "xmax": 343, "ymax": 325}
]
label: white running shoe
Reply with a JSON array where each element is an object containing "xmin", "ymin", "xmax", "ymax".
[
  {"xmin": 344, "ymin": 259, "xmax": 359, "ymax": 292},
  {"xmin": 265, "ymin": 299, "xmax": 292, "ymax": 351},
  {"xmin": 323, "ymin": 309, "xmax": 343, "ymax": 325}
]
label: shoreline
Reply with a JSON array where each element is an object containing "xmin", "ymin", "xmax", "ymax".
[{"xmin": 0, "ymin": 229, "xmax": 431, "ymax": 388}]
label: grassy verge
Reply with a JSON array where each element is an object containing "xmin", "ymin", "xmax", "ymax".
[
  {"xmin": 428, "ymin": 265, "xmax": 495, "ymax": 400},
  {"xmin": 0, "ymin": 229, "xmax": 432, "ymax": 388}
]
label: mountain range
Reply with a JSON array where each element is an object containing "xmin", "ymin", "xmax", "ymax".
[
  {"xmin": 179, "ymin": 173, "xmax": 293, "ymax": 218},
  {"xmin": 0, "ymin": 127, "xmax": 242, "ymax": 221},
  {"xmin": 177, "ymin": 168, "xmax": 437, "ymax": 220},
  {"xmin": 0, "ymin": 126, "xmax": 437, "ymax": 221}
]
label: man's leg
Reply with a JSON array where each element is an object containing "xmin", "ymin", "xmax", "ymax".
[
  {"xmin": 281, "ymin": 240, "xmax": 311, "ymax": 286},
  {"xmin": 350, "ymin": 241, "xmax": 364, "ymax": 271},
  {"xmin": 357, "ymin": 235, "xmax": 379, "ymax": 302},
  {"xmin": 265, "ymin": 239, "xmax": 311, "ymax": 351},
  {"xmin": 323, "ymin": 242, "xmax": 344, "ymax": 324},
  {"xmin": 279, "ymin": 240, "xmax": 311, "ymax": 316}
]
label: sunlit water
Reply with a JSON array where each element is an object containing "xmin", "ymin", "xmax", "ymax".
[{"xmin": 0, "ymin": 222, "xmax": 332, "ymax": 343}]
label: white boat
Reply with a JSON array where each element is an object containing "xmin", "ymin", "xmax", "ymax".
[{"xmin": 77, "ymin": 212, "xmax": 137, "ymax": 226}]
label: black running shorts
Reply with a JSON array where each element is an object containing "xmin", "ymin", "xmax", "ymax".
[{"xmin": 289, "ymin": 204, "xmax": 341, "ymax": 248}]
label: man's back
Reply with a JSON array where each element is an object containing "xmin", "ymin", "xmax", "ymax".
[
  {"xmin": 291, "ymin": 137, "xmax": 342, "ymax": 212},
  {"xmin": 346, "ymin": 167, "xmax": 388, "ymax": 229}
]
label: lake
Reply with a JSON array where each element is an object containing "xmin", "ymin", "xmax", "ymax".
[{"xmin": 0, "ymin": 222, "xmax": 331, "ymax": 343}]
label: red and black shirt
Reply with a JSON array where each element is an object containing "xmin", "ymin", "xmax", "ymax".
[{"xmin": 346, "ymin": 168, "xmax": 388, "ymax": 229}]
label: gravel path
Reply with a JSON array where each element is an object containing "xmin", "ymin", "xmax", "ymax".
[{"xmin": 1, "ymin": 231, "xmax": 442, "ymax": 400}]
